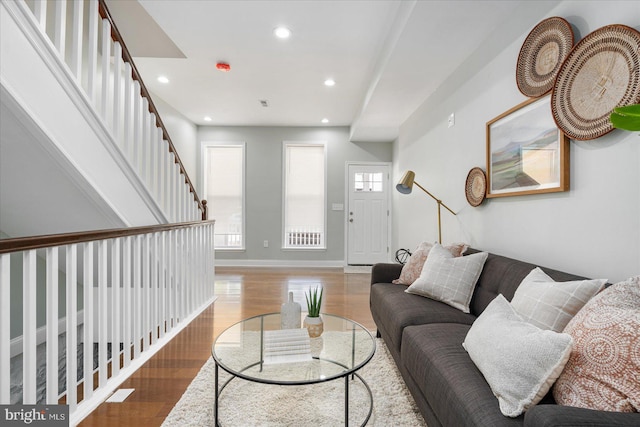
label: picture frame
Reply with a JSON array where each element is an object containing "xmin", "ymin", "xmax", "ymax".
[{"xmin": 486, "ymin": 95, "xmax": 569, "ymax": 198}]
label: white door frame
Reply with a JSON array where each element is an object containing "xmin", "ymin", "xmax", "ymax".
[{"xmin": 344, "ymin": 161, "xmax": 392, "ymax": 266}]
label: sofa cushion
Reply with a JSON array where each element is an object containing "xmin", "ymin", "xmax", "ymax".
[
  {"xmin": 466, "ymin": 249, "xmax": 590, "ymax": 317},
  {"xmin": 370, "ymin": 283, "xmax": 475, "ymax": 353},
  {"xmin": 406, "ymin": 245, "xmax": 488, "ymax": 313},
  {"xmin": 462, "ymin": 295, "xmax": 573, "ymax": 417},
  {"xmin": 553, "ymin": 276, "xmax": 640, "ymax": 412},
  {"xmin": 511, "ymin": 267, "xmax": 606, "ymax": 332},
  {"xmin": 401, "ymin": 323, "xmax": 523, "ymax": 426}
]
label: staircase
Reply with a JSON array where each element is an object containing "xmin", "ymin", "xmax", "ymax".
[{"xmin": 0, "ymin": 1, "xmax": 215, "ymax": 425}]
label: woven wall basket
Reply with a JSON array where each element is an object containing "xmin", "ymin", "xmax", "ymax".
[
  {"xmin": 551, "ymin": 24, "xmax": 640, "ymax": 141},
  {"xmin": 516, "ymin": 17, "xmax": 574, "ymax": 98}
]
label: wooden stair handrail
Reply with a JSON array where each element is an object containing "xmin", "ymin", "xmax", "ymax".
[
  {"xmin": 0, "ymin": 220, "xmax": 215, "ymax": 254},
  {"xmin": 98, "ymin": 0, "xmax": 204, "ymax": 215}
]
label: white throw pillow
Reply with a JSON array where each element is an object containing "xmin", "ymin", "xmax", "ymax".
[
  {"xmin": 511, "ymin": 267, "xmax": 606, "ymax": 332},
  {"xmin": 405, "ymin": 244, "xmax": 488, "ymax": 313},
  {"xmin": 462, "ymin": 294, "xmax": 573, "ymax": 417}
]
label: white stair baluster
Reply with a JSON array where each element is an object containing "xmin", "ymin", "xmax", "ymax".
[
  {"xmin": 66, "ymin": 244, "xmax": 78, "ymax": 412},
  {"xmin": 100, "ymin": 18, "xmax": 112, "ymax": 126},
  {"xmin": 141, "ymin": 99, "xmax": 150, "ymax": 185},
  {"xmin": 142, "ymin": 234, "xmax": 150, "ymax": 350},
  {"xmin": 53, "ymin": 0, "xmax": 66, "ymax": 60},
  {"xmin": 83, "ymin": 242, "xmax": 94, "ymax": 401},
  {"xmin": 112, "ymin": 42, "xmax": 123, "ymax": 142},
  {"xmin": 98, "ymin": 240, "xmax": 108, "ymax": 388},
  {"xmin": 151, "ymin": 233, "xmax": 158, "ymax": 343},
  {"xmin": 133, "ymin": 80, "xmax": 142, "ymax": 171},
  {"xmin": 0, "ymin": 254, "xmax": 10, "ymax": 403},
  {"xmin": 46, "ymin": 246, "xmax": 59, "ymax": 404},
  {"xmin": 111, "ymin": 238, "xmax": 121, "ymax": 378},
  {"xmin": 86, "ymin": 0, "xmax": 98, "ymax": 103},
  {"xmin": 133, "ymin": 235, "xmax": 141, "ymax": 358},
  {"xmin": 158, "ymin": 231, "xmax": 166, "ymax": 338},
  {"xmin": 122, "ymin": 236, "xmax": 132, "ymax": 368},
  {"xmin": 70, "ymin": 0, "xmax": 83, "ymax": 80},
  {"xmin": 23, "ymin": 250, "xmax": 37, "ymax": 404},
  {"xmin": 123, "ymin": 63, "xmax": 133, "ymax": 159},
  {"xmin": 33, "ymin": 0, "xmax": 47, "ymax": 31}
]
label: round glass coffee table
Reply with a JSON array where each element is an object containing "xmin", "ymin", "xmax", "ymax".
[{"xmin": 212, "ymin": 313, "xmax": 376, "ymax": 426}]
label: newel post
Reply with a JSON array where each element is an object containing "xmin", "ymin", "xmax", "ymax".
[{"xmin": 201, "ymin": 200, "xmax": 208, "ymax": 221}]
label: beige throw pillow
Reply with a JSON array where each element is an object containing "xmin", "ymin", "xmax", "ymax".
[
  {"xmin": 405, "ymin": 243, "xmax": 487, "ymax": 313},
  {"xmin": 392, "ymin": 242, "xmax": 468, "ymax": 285},
  {"xmin": 511, "ymin": 267, "xmax": 606, "ymax": 332},
  {"xmin": 553, "ymin": 276, "xmax": 640, "ymax": 412},
  {"xmin": 463, "ymin": 295, "xmax": 573, "ymax": 417}
]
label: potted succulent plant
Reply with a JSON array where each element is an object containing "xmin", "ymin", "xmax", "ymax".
[{"xmin": 304, "ymin": 286, "xmax": 324, "ymax": 338}]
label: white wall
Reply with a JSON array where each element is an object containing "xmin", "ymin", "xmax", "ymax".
[
  {"xmin": 198, "ymin": 126, "xmax": 392, "ymax": 264},
  {"xmin": 393, "ymin": 1, "xmax": 640, "ymax": 282}
]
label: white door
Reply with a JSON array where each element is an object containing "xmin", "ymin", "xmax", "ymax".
[{"xmin": 347, "ymin": 163, "xmax": 390, "ymax": 265}]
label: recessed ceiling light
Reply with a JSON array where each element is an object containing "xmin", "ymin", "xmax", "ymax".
[
  {"xmin": 204, "ymin": 116, "xmax": 212, "ymax": 122},
  {"xmin": 157, "ymin": 76, "xmax": 169, "ymax": 84},
  {"xmin": 274, "ymin": 26, "xmax": 291, "ymax": 39},
  {"xmin": 321, "ymin": 118, "xmax": 329, "ymax": 124},
  {"xmin": 324, "ymin": 79, "xmax": 335, "ymax": 87}
]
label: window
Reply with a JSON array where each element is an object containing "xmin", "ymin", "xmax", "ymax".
[
  {"xmin": 283, "ymin": 143, "xmax": 326, "ymax": 249},
  {"xmin": 354, "ymin": 172, "xmax": 383, "ymax": 192},
  {"xmin": 203, "ymin": 143, "xmax": 244, "ymax": 249}
]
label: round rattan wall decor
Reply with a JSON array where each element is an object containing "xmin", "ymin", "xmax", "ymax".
[
  {"xmin": 465, "ymin": 167, "xmax": 486, "ymax": 207},
  {"xmin": 551, "ymin": 24, "xmax": 640, "ymax": 141},
  {"xmin": 516, "ymin": 17, "xmax": 574, "ymax": 98}
]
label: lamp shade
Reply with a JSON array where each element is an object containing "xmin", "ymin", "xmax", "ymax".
[{"xmin": 396, "ymin": 170, "xmax": 416, "ymax": 194}]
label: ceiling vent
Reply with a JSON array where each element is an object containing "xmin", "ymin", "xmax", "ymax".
[{"xmin": 260, "ymin": 100, "xmax": 269, "ymax": 107}]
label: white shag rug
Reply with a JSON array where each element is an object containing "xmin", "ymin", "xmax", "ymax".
[{"xmin": 162, "ymin": 338, "xmax": 426, "ymax": 426}]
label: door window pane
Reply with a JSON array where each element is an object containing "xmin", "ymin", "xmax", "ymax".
[{"xmin": 354, "ymin": 172, "xmax": 383, "ymax": 192}]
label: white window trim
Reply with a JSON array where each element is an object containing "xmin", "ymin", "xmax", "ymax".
[
  {"xmin": 201, "ymin": 141, "xmax": 246, "ymax": 251},
  {"xmin": 282, "ymin": 141, "xmax": 327, "ymax": 250}
]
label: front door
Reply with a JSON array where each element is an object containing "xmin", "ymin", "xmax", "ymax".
[{"xmin": 347, "ymin": 163, "xmax": 390, "ymax": 265}]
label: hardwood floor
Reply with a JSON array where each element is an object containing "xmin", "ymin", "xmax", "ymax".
[{"xmin": 78, "ymin": 267, "xmax": 375, "ymax": 426}]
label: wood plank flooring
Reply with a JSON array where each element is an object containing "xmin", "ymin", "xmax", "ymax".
[{"xmin": 78, "ymin": 267, "xmax": 375, "ymax": 426}]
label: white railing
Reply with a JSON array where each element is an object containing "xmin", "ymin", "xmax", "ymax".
[
  {"xmin": 12, "ymin": 0, "xmax": 204, "ymax": 222},
  {"xmin": 285, "ymin": 227, "xmax": 324, "ymax": 248},
  {"xmin": 0, "ymin": 221, "xmax": 215, "ymax": 425}
]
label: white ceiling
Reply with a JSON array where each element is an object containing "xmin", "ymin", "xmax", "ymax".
[{"xmin": 105, "ymin": 0, "xmax": 557, "ymax": 142}]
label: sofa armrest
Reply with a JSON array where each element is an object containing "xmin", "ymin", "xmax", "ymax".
[
  {"xmin": 524, "ymin": 404, "xmax": 640, "ymax": 426},
  {"xmin": 371, "ymin": 263, "xmax": 403, "ymax": 285}
]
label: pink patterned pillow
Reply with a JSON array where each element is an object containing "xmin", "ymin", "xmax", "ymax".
[
  {"xmin": 393, "ymin": 242, "xmax": 468, "ymax": 285},
  {"xmin": 553, "ymin": 276, "xmax": 640, "ymax": 412}
]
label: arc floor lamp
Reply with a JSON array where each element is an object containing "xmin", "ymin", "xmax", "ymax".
[{"xmin": 396, "ymin": 170, "xmax": 456, "ymax": 244}]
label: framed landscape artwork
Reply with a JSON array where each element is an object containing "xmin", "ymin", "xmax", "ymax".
[{"xmin": 486, "ymin": 95, "xmax": 569, "ymax": 198}]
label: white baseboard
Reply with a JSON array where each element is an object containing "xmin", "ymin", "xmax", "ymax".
[{"xmin": 215, "ymin": 259, "xmax": 344, "ymax": 268}]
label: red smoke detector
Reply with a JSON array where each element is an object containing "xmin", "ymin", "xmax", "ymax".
[{"xmin": 216, "ymin": 62, "xmax": 231, "ymax": 72}]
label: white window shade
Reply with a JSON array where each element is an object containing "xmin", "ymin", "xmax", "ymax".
[
  {"xmin": 284, "ymin": 143, "xmax": 326, "ymax": 248},
  {"xmin": 205, "ymin": 145, "xmax": 244, "ymax": 249}
]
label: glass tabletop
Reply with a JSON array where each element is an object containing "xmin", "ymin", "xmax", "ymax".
[{"xmin": 212, "ymin": 313, "xmax": 376, "ymax": 385}]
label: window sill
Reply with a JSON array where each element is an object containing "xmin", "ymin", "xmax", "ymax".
[{"xmin": 281, "ymin": 247, "xmax": 327, "ymax": 251}]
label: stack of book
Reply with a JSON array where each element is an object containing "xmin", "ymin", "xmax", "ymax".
[{"xmin": 263, "ymin": 329, "xmax": 312, "ymax": 365}]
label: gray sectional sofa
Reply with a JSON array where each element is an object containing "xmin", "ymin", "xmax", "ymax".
[{"xmin": 370, "ymin": 248, "xmax": 639, "ymax": 427}]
